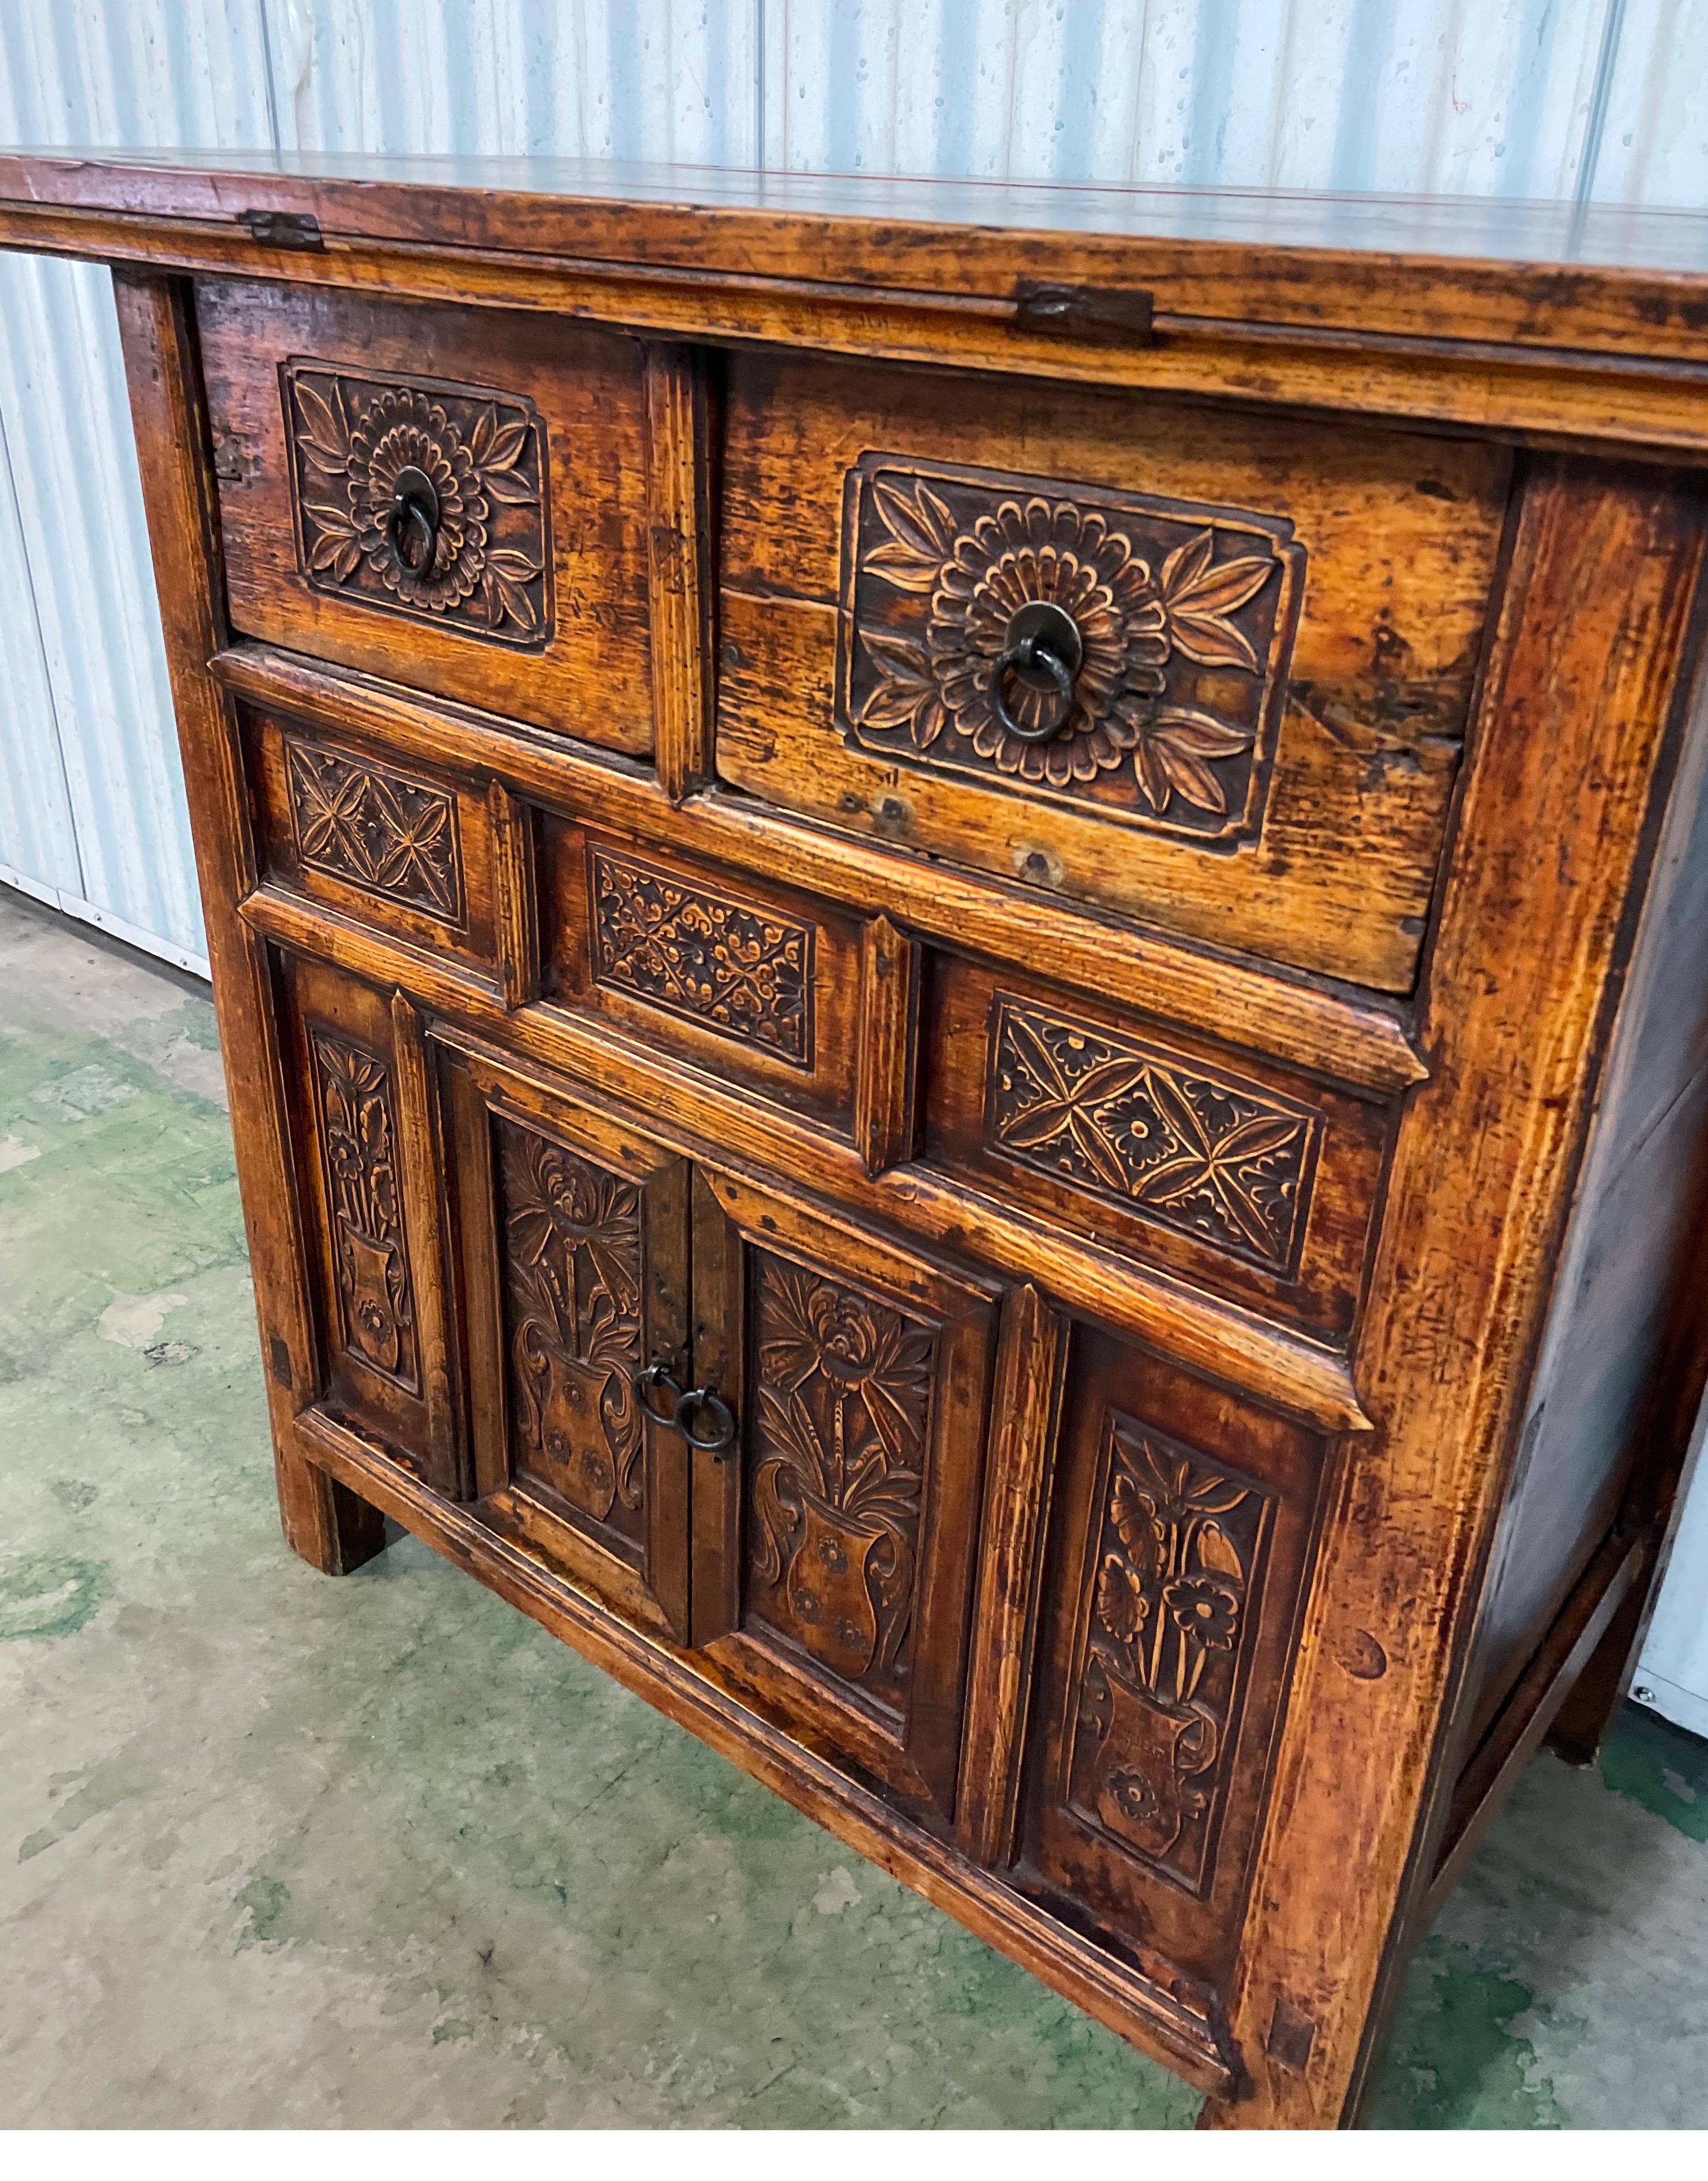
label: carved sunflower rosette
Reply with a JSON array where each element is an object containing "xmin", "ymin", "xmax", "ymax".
[
  {"xmin": 282, "ymin": 359, "xmax": 552, "ymax": 647},
  {"xmin": 838, "ymin": 455, "xmax": 1303, "ymax": 844}
]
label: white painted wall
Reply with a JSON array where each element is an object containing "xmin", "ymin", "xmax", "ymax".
[{"xmin": 0, "ymin": 0, "xmax": 1703, "ymax": 1729}]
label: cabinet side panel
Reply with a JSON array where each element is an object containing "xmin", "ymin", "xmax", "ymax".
[{"xmin": 1463, "ymin": 630, "xmax": 1708, "ymax": 1747}]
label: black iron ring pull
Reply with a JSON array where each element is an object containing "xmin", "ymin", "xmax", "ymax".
[
  {"xmin": 676, "ymin": 1386, "xmax": 738, "ymax": 1456},
  {"xmin": 634, "ymin": 1362, "xmax": 683, "ymax": 1427},
  {"xmin": 994, "ymin": 634, "xmax": 1076, "ymax": 742},
  {"xmin": 385, "ymin": 462, "xmax": 440, "ymax": 574}
]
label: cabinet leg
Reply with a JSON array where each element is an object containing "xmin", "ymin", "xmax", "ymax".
[
  {"xmin": 273, "ymin": 1435, "xmax": 388, "ymax": 1575},
  {"xmin": 1545, "ymin": 1572, "xmax": 1648, "ymax": 1767}
]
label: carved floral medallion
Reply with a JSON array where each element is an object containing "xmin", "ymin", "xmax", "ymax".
[
  {"xmin": 282, "ymin": 359, "xmax": 552, "ymax": 645},
  {"xmin": 589, "ymin": 848, "xmax": 815, "ymax": 1065},
  {"xmin": 747, "ymin": 1257, "xmax": 936, "ymax": 1706},
  {"xmin": 286, "ymin": 738, "xmax": 465, "ymax": 925},
  {"xmin": 496, "ymin": 1115, "xmax": 645, "ymax": 1551},
  {"xmin": 987, "ymin": 995, "xmax": 1319, "ymax": 1274},
  {"xmin": 839, "ymin": 455, "xmax": 1302, "ymax": 843},
  {"xmin": 312, "ymin": 1032, "xmax": 416, "ymax": 1388},
  {"xmin": 1066, "ymin": 1416, "xmax": 1273, "ymax": 1895}
]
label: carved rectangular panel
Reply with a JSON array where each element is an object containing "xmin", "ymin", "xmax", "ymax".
[
  {"xmin": 1065, "ymin": 1413, "xmax": 1275, "ymax": 1896},
  {"xmin": 838, "ymin": 453, "xmax": 1303, "ymax": 846},
  {"xmin": 310, "ymin": 1029, "xmax": 418, "ymax": 1392},
  {"xmin": 744, "ymin": 1253, "xmax": 936, "ymax": 1715},
  {"xmin": 282, "ymin": 358, "xmax": 552, "ymax": 647},
  {"xmin": 588, "ymin": 846, "xmax": 816, "ymax": 1065},
  {"xmin": 1022, "ymin": 1324, "xmax": 1324, "ymax": 2008},
  {"xmin": 286, "ymin": 737, "xmax": 466, "ymax": 926},
  {"xmin": 693, "ymin": 1170, "xmax": 999, "ymax": 1817},
  {"xmin": 986, "ymin": 994, "xmax": 1321, "ymax": 1276},
  {"xmin": 493, "ymin": 1111, "xmax": 647, "ymax": 1561}
]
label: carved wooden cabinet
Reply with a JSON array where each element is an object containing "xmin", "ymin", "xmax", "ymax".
[{"xmin": 8, "ymin": 151, "xmax": 1706, "ymax": 2127}]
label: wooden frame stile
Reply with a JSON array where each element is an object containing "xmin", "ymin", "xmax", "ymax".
[
  {"xmin": 112, "ymin": 267, "xmax": 383, "ymax": 1574},
  {"xmin": 643, "ymin": 341, "xmax": 720, "ymax": 802},
  {"xmin": 1201, "ymin": 460, "xmax": 1708, "ymax": 2127}
]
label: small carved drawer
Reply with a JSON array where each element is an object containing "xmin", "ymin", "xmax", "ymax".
[
  {"xmin": 716, "ymin": 353, "xmax": 1514, "ymax": 993},
  {"xmin": 197, "ymin": 279, "xmax": 653, "ymax": 753},
  {"xmin": 1015, "ymin": 1321, "xmax": 1327, "ymax": 2030},
  {"xmin": 244, "ymin": 704, "xmax": 511, "ymax": 986},
  {"xmin": 538, "ymin": 819, "xmax": 865, "ymax": 1133},
  {"xmin": 921, "ymin": 956, "xmax": 1391, "ymax": 1340}
]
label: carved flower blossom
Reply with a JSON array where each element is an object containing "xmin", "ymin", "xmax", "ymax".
[
  {"xmin": 346, "ymin": 389, "xmax": 487, "ymax": 611},
  {"xmin": 853, "ymin": 474, "xmax": 1279, "ymax": 818},
  {"xmin": 1162, "ymin": 1574, "xmax": 1240, "ymax": 1651},
  {"xmin": 292, "ymin": 373, "xmax": 543, "ymax": 634}
]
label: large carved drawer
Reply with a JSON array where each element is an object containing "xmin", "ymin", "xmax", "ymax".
[
  {"xmin": 716, "ymin": 353, "xmax": 1513, "ymax": 994},
  {"xmin": 197, "ymin": 280, "xmax": 653, "ymax": 754}
]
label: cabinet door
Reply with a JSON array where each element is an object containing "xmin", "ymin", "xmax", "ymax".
[
  {"xmin": 277, "ymin": 950, "xmax": 462, "ymax": 1496},
  {"xmin": 691, "ymin": 1170, "xmax": 1000, "ymax": 1823},
  {"xmin": 442, "ymin": 1043, "xmax": 692, "ymax": 1642},
  {"xmin": 1019, "ymin": 1324, "xmax": 1325, "ymax": 2002}
]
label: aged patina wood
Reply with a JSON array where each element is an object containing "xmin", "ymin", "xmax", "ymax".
[{"xmin": 48, "ymin": 153, "xmax": 1707, "ymax": 2127}]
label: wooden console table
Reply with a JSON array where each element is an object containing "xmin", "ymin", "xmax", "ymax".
[{"xmin": 5, "ymin": 151, "xmax": 1705, "ymax": 2126}]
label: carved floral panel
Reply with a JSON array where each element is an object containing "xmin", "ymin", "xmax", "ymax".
[
  {"xmin": 1066, "ymin": 1414, "xmax": 1274, "ymax": 1896},
  {"xmin": 987, "ymin": 995, "xmax": 1319, "ymax": 1275},
  {"xmin": 838, "ymin": 454, "xmax": 1302, "ymax": 843},
  {"xmin": 282, "ymin": 359, "xmax": 552, "ymax": 646},
  {"xmin": 286, "ymin": 738, "xmax": 465, "ymax": 926},
  {"xmin": 495, "ymin": 1115, "xmax": 647, "ymax": 1554},
  {"xmin": 746, "ymin": 1255, "xmax": 936, "ymax": 1711},
  {"xmin": 589, "ymin": 848, "xmax": 815, "ymax": 1065},
  {"xmin": 312, "ymin": 1031, "xmax": 416, "ymax": 1390}
]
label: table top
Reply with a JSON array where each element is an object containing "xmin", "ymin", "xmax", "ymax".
[{"xmin": 3, "ymin": 149, "xmax": 1707, "ymax": 363}]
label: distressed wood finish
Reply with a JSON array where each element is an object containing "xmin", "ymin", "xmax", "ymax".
[{"xmin": 62, "ymin": 156, "xmax": 1708, "ymax": 2128}]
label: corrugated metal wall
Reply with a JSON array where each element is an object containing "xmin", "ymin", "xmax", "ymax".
[
  {"xmin": 5, "ymin": 0, "xmax": 1707, "ymax": 977},
  {"xmin": 1, "ymin": 0, "xmax": 1705, "ymax": 1718}
]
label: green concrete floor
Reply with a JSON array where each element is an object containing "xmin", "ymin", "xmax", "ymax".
[{"xmin": 2, "ymin": 892, "xmax": 1705, "ymax": 2130}]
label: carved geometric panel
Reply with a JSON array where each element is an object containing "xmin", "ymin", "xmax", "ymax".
[
  {"xmin": 312, "ymin": 1031, "xmax": 416, "ymax": 1391},
  {"xmin": 286, "ymin": 738, "xmax": 465, "ymax": 925},
  {"xmin": 838, "ymin": 453, "xmax": 1303, "ymax": 844},
  {"xmin": 1066, "ymin": 1412, "xmax": 1274, "ymax": 1897},
  {"xmin": 589, "ymin": 847, "xmax": 815, "ymax": 1065},
  {"xmin": 494, "ymin": 1112, "xmax": 645, "ymax": 1557},
  {"xmin": 745, "ymin": 1252, "xmax": 936, "ymax": 1714},
  {"xmin": 986, "ymin": 994, "xmax": 1320, "ymax": 1275},
  {"xmin": 282, "ymin": 358, "xmax": 552, "ymax": 646}
]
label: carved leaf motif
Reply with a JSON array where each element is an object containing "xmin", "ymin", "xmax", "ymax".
[
  {"xmin": 855, "ymin": 629, "xmax": 947, "ymax": 747},
  {"xmin": 866, "ymin": 476, "xmax": 955, "ymax": 590},
  {"xmin": 1158, "ymin": 530, "xmax": 1277, "ymax": 672},
  {"xmin": 1194, "ymin": 1521, "xmax": 1244, "ymax": 1581},
  {"xmin": 294, "ymin": 377, "xmax": 350, "ymax": 464}
]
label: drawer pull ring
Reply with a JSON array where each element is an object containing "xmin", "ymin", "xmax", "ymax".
[
  {"xmin": 994, "ymin": 599, "xmax": 1084, "ymax": 743},
  {"xmin": 676, "ymin": 1386, "xmax": 738, "ymax": 1456},
  {"xmin": 635, "ymin": 1361, "xmax": 684, "ymax": 1427},
  {"xmin": 385, "ymin": 463, "xmax": 441, "ymax": 576}
]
